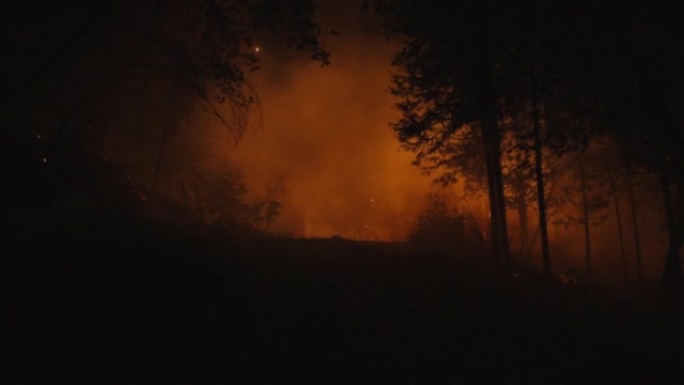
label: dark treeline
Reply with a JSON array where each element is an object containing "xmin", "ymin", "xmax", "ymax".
[
  {"xmin": 372, "ymin": 0, "xmax": 683, "ymax": 294},
  {"xmin": 6, "ymin": 1, "xmax": 680, "ymax": 288}
]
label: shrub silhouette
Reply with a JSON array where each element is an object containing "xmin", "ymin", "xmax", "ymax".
[{"xmin": 408, "ymin": 194, "xmax": 483, "ymax": 251}]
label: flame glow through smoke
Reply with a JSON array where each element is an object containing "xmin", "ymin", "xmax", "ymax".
[{"xmin": 209, "ymin": 34, "xmax": 453, "ymax": 240}]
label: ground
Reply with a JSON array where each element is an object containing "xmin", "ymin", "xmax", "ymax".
[{"xmin": 4, "ymin": 231, "xmax": 683, "ymax": 384}]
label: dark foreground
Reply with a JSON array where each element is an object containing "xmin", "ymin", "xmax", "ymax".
[{"xmin": 4, "ymin": 232, "xmax": 684, "ymax": 384}]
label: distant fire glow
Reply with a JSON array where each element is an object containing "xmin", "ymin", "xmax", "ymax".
[{"xmin": 209, "ymin": 32, "xmax": 457, "ymax": 242}]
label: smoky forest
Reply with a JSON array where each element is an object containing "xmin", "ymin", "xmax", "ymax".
[{"xmin": 3, "ymin": 0, "xmax": 684, "ymax": 383}]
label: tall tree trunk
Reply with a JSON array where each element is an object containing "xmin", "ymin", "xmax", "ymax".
[
  {"xmin": 578, "ymin": 150, "xmax": 592, "ymax": 282},
  {"xmin": 655, "ymin": 184, "xmax": 683, "ymax": 308},
  {"xmin": 626, "ymin": 162, "xmax": 643, "ymax": 285},
  {"xmin": 525, "ymin": 179, "xmax": 560, "ymax": 255},
  {"xmin": 530, "ymin": 53, "xmax": 551, "ymax": 277},
  {"xmin": 477, "ymin": 43, "xmax": 511, "ymax": 277},
  {"xmin": 657, "ymin": 150, "xmax": 683, "ymax": 288},
  {"xmin": 515, "ymin": 176, "xmax": 530, "ymax": 260},
  {"xmin": 637, "ymin": 63, "xmax": 684, "ymax": 302},
  {"xmin": 611, "ymin": 177, "xmax": 628, "ymax": 290},
  {"xmin": 482, "ymin": 116, "xmax": 511, "ymax": 275}
]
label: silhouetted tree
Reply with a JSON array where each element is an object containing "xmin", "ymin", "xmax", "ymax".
[
  {"xmin": 570, "ymin": 3, "xmax": 682, "ymax": 290},
  {"xmin": 3, "ymin": 0, "xmax": 330, "ymax": 173},
  {"xmin": 375, "ymin": 0, "xmax": 683, "ymax": 292},
  {"xmin": 552, "ymin": 141, "xmax": 611, "ymax": 283},
  {"xmin": 1, "ymin": 0, "xmax": 329, "ymax": 235},
  {"xmin": 3, "ymin": 0, "xmax": 329, "ymax": 128},
  {"xmin": 374, "ymin": 0, "xmax": 526, "ymax": 275},
  {"xmin": 374, "ymin": 0, "xmax": 615, "ymax": 277},
  {"xmin": 564, "ymin": 3, "xmax": 684, "ymax": 292}
]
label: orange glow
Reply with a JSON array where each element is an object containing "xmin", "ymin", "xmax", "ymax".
[{"xmin": 196, "ymin": 27, "xmax": 460, "ymax": 241}]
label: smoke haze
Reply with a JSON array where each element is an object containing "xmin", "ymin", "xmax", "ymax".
[{"xmin": 208, "ymin": 11, "xmax": 449, "ymax": 240}]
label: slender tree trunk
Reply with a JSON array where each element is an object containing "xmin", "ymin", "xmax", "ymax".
[
  {"xmin": 482, "ymin": 119, "xmax": 511, "ymax": 275},
  {"xmin": 477, "ymin": 44, "xmax": 510, "ymax": 276},
  {"xmin": 479, "ymin": 196, "xmax": 489, "ymax": 240},
  {"xmin": 578, "ymin": 150, "xmax": 592, "ymax": 282},
  {"xmin": 656, "ymin": 210, "xmax": 683, "ymax": 307},
  {"xmin": 515, "ymin": 177, "xmax": 530, "ymax": 260},
  {"xmin": 525, "ymin": 176, "xmax": 559, "ymax": 255},
  {"xmin": 611, "ymin": 177, "xmax": 628, "ymax": 290},
  {"xmin": 637, "ymin": 65, "xmax": 684, "ymax": 302},
  {"xmin": 626, "ymin": 162, "xmax": 643, "ymax": 285},
  {"xmin": 657, "ymin": 150, "xmax": 683, "ymax": 288},
  {"xmin": 530, "ymin": 56, "xmax": 551, "ymax": 277}
]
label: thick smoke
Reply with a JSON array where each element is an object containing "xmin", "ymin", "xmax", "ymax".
[{"xmin": 210, "ymin": 15, "xmax": 449, "ymax": 240}]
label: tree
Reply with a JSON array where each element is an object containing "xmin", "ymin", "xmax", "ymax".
[
  {"xmin": 3, "ymin": 0, "xmax": 330, "ymax": 163},
  {"xmin": 374, "ymin": 0, "xmax": 605, "ymax": 277},
  {"xmin": 2, "ymin": 0, "xmax": 330, "ymax": 233},
  {"xmin": 374, "ymin": 0, "xmax": 523, "ymax": 275},
  {"xmin": 376, "ymin": 0, "xmax": 683, "ymax": 291},
  {"xmin": 568, "ymin": 3, "xmax": 683, "ymax": 291},
  {"xmin": 500, "ymin": 131, "xmax": 535, "ymax": 262},
  {"xmin": 551, "ymin": 141, "xmax": 611, "ymax": 283},
  {"xmin": 563, "ymin": 2, "xmax": 684, "ymax": 292}
]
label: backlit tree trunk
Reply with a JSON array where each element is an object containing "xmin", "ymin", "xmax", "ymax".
[
  {"xmin": 578, "ymin": 150, "xmax": 592, "ymax": 282},
  {"xmin": 478, "ymin": 51, "xmax": 511, "ymax": 276},
  {"xmin": 531, "ymin": 75, "xmax": 550, "ymax": 277},
  {"xmin": 514, "ymin": 176, "xmax": 530, "ymax": 260},
  {"xmin": 611, "ymin": 177, "xmax": 628, "ymax": 290},
  {"xmin": 481, "ymin": 109, "xmax": 511, "ymax": 275},
  {"xmin": 657, "ymin": 150, "xmax": 683, "ymax": 287}
]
